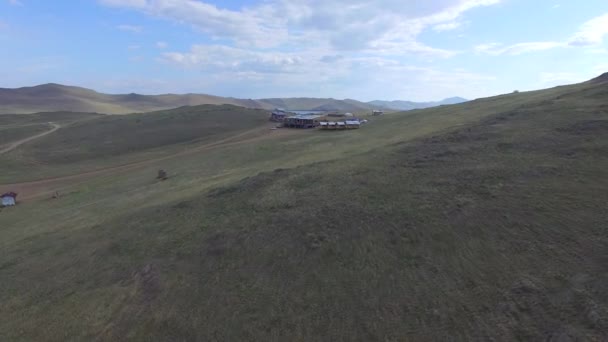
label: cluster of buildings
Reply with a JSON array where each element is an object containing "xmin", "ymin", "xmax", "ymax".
[{"xmin": 270, "ymin": 109, "xmax": 367, "ymax": 130}]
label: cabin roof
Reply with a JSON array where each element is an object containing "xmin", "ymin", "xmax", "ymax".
[{"xmin": 288, "ymin": 114, "xmax": 324, "ymax": 120}]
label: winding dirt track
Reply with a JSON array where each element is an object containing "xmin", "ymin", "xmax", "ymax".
[
  {"xmin": 0, "ymin": 122, "xmax": 61, "ymax": 154},
  {"xmin": 0, "ymin": 125, "xmax": 297, "ymax": 201}
]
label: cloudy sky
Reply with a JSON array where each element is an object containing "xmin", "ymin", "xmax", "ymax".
[{"xmin": 1, "ymin": 0, "xmax": 607, "ymax": 101}]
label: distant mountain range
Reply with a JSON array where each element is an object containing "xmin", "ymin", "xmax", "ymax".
[
  {"xmin": 367, "ymin": 97, "xmax": 468, "ymax": 111},
  {"xmin": 0, "ymin": 84, "xmax": 272, "ymax": 115},
  {"xmin": 259, "ymin": 98, "xmax": 382, "ymax": 112},
  {"xmin": 0, "ymin": 83, "xmax": 466, "ymax": 114}
]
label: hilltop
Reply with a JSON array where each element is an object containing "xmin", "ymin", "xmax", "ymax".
[
  {"xmin": 0, "ymin": 83, "xmax": 273, "ymax": 114},
  {"xmin": 258, "ymin": 97, "xmax": 382, "ymax": 112},
  {"xmin": 0, "ymin": 83, "xmax": 460, "ymax": 115},
  {"xmin": 590, "ymin": 72, "xmax": 608, "ymax": 83},
  {"xmin": 0, "ymin": 75, "xmax": 607, "ymax": 341},
  {"xmin": 369, "ymin": 96, "xmax": 468, "ymax": 111}
]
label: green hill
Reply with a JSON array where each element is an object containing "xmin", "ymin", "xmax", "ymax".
[
  {"xmin": 0, "ymin": 76, "xmax": 607, "ymax": 341},
  {"xmin": 0, "ymin": 112, "xmax": 102, "ymax": 154},
  {"xmin": 368, "ymin": 96, "xmax": 469, "ymax": 110},
  {"xmin": 20, "ymin": 105, "xmax": 270, "ymax": 163},
  {"xmin": 0, "ymin": 105, "xmax": 272, "ymax": 182},
  {"xmin": 256, "ymin": 97, "xmax": 383, "ymax": 112},
  {"xmin": 0, "ymin": 84, "xmax": 388, "ymax": 115},
  {"xmin": 0, "ymin": 84, "xmax": 273, "ymax": 114},
  {"xmin": 0, "ymin": 111, "xmax": 102, "ymax": 126}
]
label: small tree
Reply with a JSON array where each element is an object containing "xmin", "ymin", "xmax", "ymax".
[{"xmin": 157, "ymin": 169, "xmax": 168, "ymax": 180}]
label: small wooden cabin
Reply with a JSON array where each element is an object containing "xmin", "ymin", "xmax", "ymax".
[
  {"xmin": 1, "ymin": 192, "xmax": 17, "ymax": 207},
  {"xmin": 372, "ymin": 110, "xmax": 384, "ymax": 116},
  {"xmin": 345, "ymin": 120, "xmax": 361, "ymax": 129},
  {"xmin": 270, "ymin": 108, "xmax": 288, "ymax": 122}
]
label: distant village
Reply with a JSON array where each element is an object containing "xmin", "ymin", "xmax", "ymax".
[{"xmin": 269, "ymin": 108, "xmax": 384, "ymax": 130}]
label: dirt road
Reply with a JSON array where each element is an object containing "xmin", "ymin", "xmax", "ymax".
[
  {"xmin": 0, "ymin": 125, "xmax": 298, "ymax": 201},
  {"xmin": 0, "ymin": 122, "xmax": 61, "ymax": 154}
]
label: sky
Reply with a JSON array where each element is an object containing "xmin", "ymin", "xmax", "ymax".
[{"xmin": 0, "ymin": 0, "xmax": 607, "ymax": 101}]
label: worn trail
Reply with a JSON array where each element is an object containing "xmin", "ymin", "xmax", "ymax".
[
  {"xmin": 0, "ymin": 126, "xmax": 296, "ymax": 201},
  {"xmin": 0, "ymin": 122, "xmax": 61, "ymax": 154}
]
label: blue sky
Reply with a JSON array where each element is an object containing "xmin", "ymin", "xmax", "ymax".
[{"xmin": 1, "ymin": 0, "xmax": 607, "ymax": 101}]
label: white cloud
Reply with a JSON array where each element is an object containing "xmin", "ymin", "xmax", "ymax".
[
  {"xmin": 593, "ymin": 63, "xmax": 608, "ymax": 74},
  {"xmin": 100, "ymin": 0, "xmax": 146, "ymax": 8},
  {"xmin": 105, "ymin": 0, "xmax": 287, "ymax": 48},
  {"xmin": 8, "ymin": 0, "xmax": 23, "ymax": 6},
  {"xmin": 162, "ymin": 45, "xmax": 305, "ymax": 73},
  {"xmin": 587, "ymin": 47, "xmax": 608, "ymax": 55},
  {"xmin": 539, "ymin": 72, "xmax": 583, "ymax": 85},
  {"xmin": 159, "ymin": 43, "xmax": 493, "ymax": 100},
  {"xmin": 568, "ymin": 13, "xmax": 608, "ymax": 46},
  {"xmin": 477, "ymin": 12, "xmax": 608, "ymax": 56},
  {"xmin": 156, "ymin": 41, "xmax": 168, "ymax": 49},
  {"xmin": 117, "ymin": 24, "xmax": 143, "ymax": 33},
  {"xmin": 99, "ymin": 0, "xmax": 503, "ymax": 99},
  {"xmin": 475, "ymin": 41, "xmax": 565, "ymax": 55},
  {"xmin": 128, "ymin": 44, "xmax": 141, "ymax": 50},
  {"xmin": 101, "ymin": 0, "xmax": 501, "ymax": 53},
  {"xmin": 15, "ymin": 56, "xmax": 66, "ymax": 74},
  {"xmin": 434, "ymin": 21, "xmax": 462, "ymax": 32}
]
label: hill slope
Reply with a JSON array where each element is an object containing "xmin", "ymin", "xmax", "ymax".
[
  {"xmin": 369, "ymin": 96, "xmax": 468, "ymax": 110},
  {"xmin": 258, "ymin": 97, "xmax": 382, "ymax": 112},
  {"xmin": 0, "ymin": 84, "xmax": 390, "ymax": 115},
  {"xmin": 3, "ymin": 105, "xmax": 270, "ymax": 167},
  {"xmin": 0, "ymin": 84, "xmax": 273, "ymax": 114},
  {"xmin": 1, "ymin": 77, "xmax": 607, "ymax": 341}
]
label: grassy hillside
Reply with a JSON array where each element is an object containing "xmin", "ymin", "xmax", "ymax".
[
  {"xmin": 0, "ymin": 112, "xmax": 102, "ymax": 153},
  {"xmin": 0, "ymin": 124, "xmax": 50, "ymax": 147},
  {"xmin": 0, "ymin": 77, "xmax": 607, "ymax": 341},
  {"xmin": 259, "ymin": 97, "xmax": 381, "ymax": 112},
  {"xmin": 0, "ymin": 84, "xmax": 273, "ymax": 114},
  {"xmin": 0, "ymin": 105, "xmax": 271, "ymax": 182},
  {"xmin": 0, "ymin": 84, "xmax": 389, "ymax": 115},
  {"xmin": 369, "ymin": 96, "xmax": 468, "ymax": 110},
  {"xmin": 0, "ymin": 111, "xmax": 102, "ymax": 126}
]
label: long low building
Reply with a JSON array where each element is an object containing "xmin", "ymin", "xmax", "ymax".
[
  {"xmin": 283, "ymin": 114, "xmax": 324, "ymax": 128},
  {"xmin": 319, "ymin": 120, "xmax": 361, "ymax": 130}
]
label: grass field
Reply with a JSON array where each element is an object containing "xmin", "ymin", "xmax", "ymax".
[
  {"xmin": 0, "ymin": 124, "xmax": 51, "ymax": 147},
  {"xmin": 0, "ymin": 105, "xmax": 272, "ymax": 183},
  {"xmin": 0, "ymin": 77, "xmax": 607, "ymax": 341},
  {"xmin": 0, "ymin": 111, "xmax": 102, "ymax": 126}
]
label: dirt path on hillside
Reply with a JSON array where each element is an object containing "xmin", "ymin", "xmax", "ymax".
[
  {"xmin": 0, "ymin": 125, "xmax": 298, "ymax": 201},
  {"xmin": 0, "ymin": 122, "xmax": 61, "ymax": 155}
]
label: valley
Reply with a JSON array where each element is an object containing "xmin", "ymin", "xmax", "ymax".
[{"xmin": 0, "ymin": 76, "xmax": 607, "ymax": 340}]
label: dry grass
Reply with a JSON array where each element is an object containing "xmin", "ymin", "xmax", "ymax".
[{"xmin": 0, "ymin": 80, "xmax": 607, "ymax": 341}]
